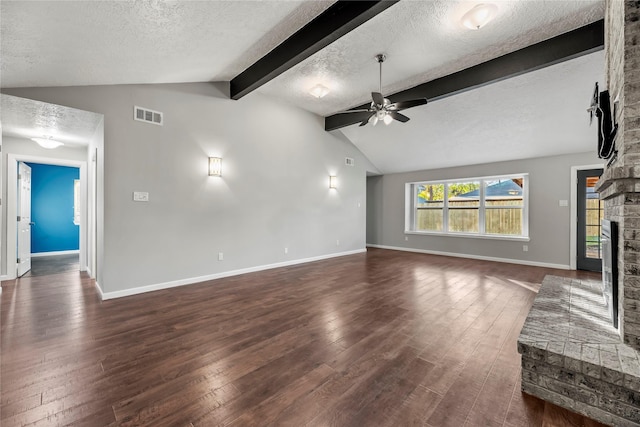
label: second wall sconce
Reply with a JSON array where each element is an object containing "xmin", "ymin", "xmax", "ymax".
[
  {"xmin": 209, "ymin": 157, "xmax": 222, "ymax": 177},
  {"xmin": 329, "ymin": 175, "xmax": 337, "ymax": 189}
]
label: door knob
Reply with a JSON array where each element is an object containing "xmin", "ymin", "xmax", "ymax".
[{"xmin": 29, "ymin": 222, "xmax": 35, "ymax": 226}]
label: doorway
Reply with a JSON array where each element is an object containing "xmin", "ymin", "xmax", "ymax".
[
  {"xmin": 7, "ymin": 154, "xmax": 88, "ymax": 280},
  {"xmin": 20, "ymin": 162, "xmax": 82, "ymax": 277},
  {"xmin": 576, "ymin": 168, "xmax": 604, "ymax": 272}
]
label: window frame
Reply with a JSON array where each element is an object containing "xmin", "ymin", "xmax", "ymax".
[{"xmin": 405, "ymin": 173, "xmax": 529, "ymax": 241}]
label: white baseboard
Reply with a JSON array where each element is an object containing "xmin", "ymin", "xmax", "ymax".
[
  {"xmin": 31, "ymin": 250, "xmax": 79, "ymax": 258},
  {"xmin": 94, "ymin": 281, "xmax": 104, "ymax": 299},
  {"xmin": 366, "ymin": 244, "xmax": 570, "ymax": 270},
  {"xmin": 0, "ymin": 275, "xmax": 12, "ymax": 282},
  {"xmin": 99, "ymin": 249, "xmax": 367, "ymax": 300}
]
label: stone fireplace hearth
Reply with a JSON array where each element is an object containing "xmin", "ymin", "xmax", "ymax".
[{"xmin": 518, "ymin": 276, "xmax": 640, "ymax": 426}]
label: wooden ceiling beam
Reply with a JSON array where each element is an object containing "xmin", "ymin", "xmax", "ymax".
[{"xmin": 230, "ymin": 1, "xmax": 399, "ymax": 100}]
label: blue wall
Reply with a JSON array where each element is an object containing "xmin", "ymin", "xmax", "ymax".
[{"xmin": 27, "ymin": 163, "xmax": 79, "ymax": 253}]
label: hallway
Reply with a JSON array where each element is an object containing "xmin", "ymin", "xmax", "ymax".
[{"xmin": 22, "ymin": 254, "xmax": 79, "ymax": 277}]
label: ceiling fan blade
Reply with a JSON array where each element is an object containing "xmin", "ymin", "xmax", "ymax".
[
  {"xmin": 389, "ymin": 98, "xmax": 428, "ymax": 110},
  {"xmin": 335, "ymin": 109, "xmax": 371, "ymax": 113},
  {"xmin": 371, "ymin": 92, "xmax": 385, "ymax": 106},
  {"xmin": 359, "ymin": 113, "xmax": 374, "ymax": 126},
  {"xmin": 332, "ymin": 111, "xmax": 375, "ymax": 124},
  {"xmin": 389, "ymin": 111, "xmax": 410, "ymax": 123}
]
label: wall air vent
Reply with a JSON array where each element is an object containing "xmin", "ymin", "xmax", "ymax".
[
  {"xmin": 345, "ymin": 157, "xmax": 355, "ymax": 166},
  {"xmin": 134, "ymin": 106, "xmax": 163, "ymax": 126}
]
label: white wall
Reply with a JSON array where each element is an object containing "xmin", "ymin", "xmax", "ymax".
[
  {"xmin": 367, "ymin": 152, "xmax": 603, "ymax": 268},
  {"xmin": 3, "ymin": 83, "xmax": 369, "ymax": 296},
  {"xmin": 1, "ymin": 136, "xmax": 88, "ymax": 276}
]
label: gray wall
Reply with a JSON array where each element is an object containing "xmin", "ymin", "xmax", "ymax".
[
  {"xmin": 4, "ymin": 83, "xmax": 368, "ymax": 294},
  {"xmin": 367, "ymin": 151, "xmax": 602, "ymax": 267},
  {"xmin": 366, "ymin": 175, "xmax": 383, "ymax": 244}
]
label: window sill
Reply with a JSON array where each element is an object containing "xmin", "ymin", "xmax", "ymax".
[{"xmin": 405, "ymin": 231, "xmax": 530, "ymax": 242}]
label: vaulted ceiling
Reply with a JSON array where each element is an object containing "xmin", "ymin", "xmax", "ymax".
[{"xmin": 0, "ymin": 0, "xmax": 605, "ymax": 174}]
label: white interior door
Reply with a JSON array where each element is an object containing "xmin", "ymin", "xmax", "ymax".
[{"xmin": 17, "ymin": 162, "xmax": 32, "ymax": 277}]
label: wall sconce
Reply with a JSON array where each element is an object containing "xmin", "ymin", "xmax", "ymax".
[
  {"xmin": 208, "ymin": 157, "xmax": 222, "ymax": 176},
  {"xmin": 329, "ymin": 175, "xmax": 337, "ymax": 189}
]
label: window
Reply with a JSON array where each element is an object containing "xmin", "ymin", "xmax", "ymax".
[
  {"xmin": 73, "ymin": 179, "xmax": 80, "ymax": 225},
  {"xmin": 407, "ymin": 174, "xmax": 528, "ymax": 239}
]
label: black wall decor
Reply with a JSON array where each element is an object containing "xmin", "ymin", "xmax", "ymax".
[{"xmin": 589, "ymin": 82, "xmax": 618, "ymax": 160}]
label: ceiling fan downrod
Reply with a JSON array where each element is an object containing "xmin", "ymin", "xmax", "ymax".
[{"xmin": 376, "ymin": 54, "xmax": 386, "ymax": 95}]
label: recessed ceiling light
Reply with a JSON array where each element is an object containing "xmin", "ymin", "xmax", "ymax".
[
  {"xmin": 31, "ymin": 136, "xmax": 64, "ymax": 149},
  {"xmin": 309, "ymin": 84, "xmax": 330, "ymax": 99},
  {"xmin": 461, "ymin": 4, "xmax": 498, "ymax": 30}
]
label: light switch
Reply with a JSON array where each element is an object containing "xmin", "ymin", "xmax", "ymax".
[
  {"xmin": 559, "ymin": 200, "xmax": 568, "ymax": 207},
  {"xmin": 133, "ymin": 191, "xmax": 149, "ymax": 202}
]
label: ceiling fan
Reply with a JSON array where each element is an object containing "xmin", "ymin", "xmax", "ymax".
[{"xmin": 337, "ymin": 54, "xmax": 428, "ymax": 127}]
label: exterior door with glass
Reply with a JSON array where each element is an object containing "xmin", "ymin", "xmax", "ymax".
[{"xmin": 577, "ymin": 168, "xmax": 604, "ymax": 272}]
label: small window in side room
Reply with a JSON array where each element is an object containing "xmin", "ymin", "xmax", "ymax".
[{"xmin": 73, "ymin": 179, "xmax": 80, "ymax": 225}]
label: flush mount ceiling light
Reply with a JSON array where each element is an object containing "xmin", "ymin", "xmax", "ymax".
[
  {"xmin": 309, "ymin": 84, "xmax": 330, "ymax": 99},
  {"xmin": 31, "ymin": 136, "xmax": 64, "ymax": 149},
  {"xmin": 461, "ymin": 4, "xmax": 498, "ymax": 30}
]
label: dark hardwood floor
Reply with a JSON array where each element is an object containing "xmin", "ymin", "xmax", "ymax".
[
  {"xmin": 21, "ymin": 254, "xmax": 79, "ymax": 277},
  {"xmin": 1, "ymin": 248, "xmax": 607, "ymax": 426}
]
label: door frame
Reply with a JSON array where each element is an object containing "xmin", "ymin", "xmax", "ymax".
[
  {"xmin": 570, "ymin": 164, "xmax": 604, "ymax": 270},
  {"xmin": 7, "ymin": 154, "xmax": 88, "ymax": 279}
]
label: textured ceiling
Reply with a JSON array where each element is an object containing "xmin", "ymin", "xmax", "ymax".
[
  {"xmin": 259, "ymin": 0, "xmax": 604, "ymax": 116},
  {"xmin": 1, "ymin": 94, "xmax": 104, "ymax": 146},
  {"xmin": 341, "ymin": 50, "xmax": 604, "ymax": 174},
  {"xmin": 0, "ymin": 0, "xmax": 606, "ymax": 172},
  {"xmin": 0, "ymin": 0, "xmax": 333, "ymax": 87}
]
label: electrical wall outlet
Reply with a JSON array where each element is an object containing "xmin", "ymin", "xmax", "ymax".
[
  {"xmin": 336, "ymin": 240, "xmax": 340, "ymax": 246},
  {"xmin": 523, "ymin": 245, "xmax": 529, "ymax": 252},
  {"xmin": 218, "ymin": 252, "xmax": 224, "ymax": 261},
  {"xmin": 284, "ymin": 247, "xmax": 288, "ymax": 254}
]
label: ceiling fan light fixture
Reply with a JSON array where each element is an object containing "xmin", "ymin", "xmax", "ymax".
[
  {"xmin": 338, "ymin": 54, "xmax": 427, "ymax": 128},
  {"xmin": 461, "ymin": 4, "xmax": 498, "ymax": 30},
  {"xmin": 309, "ymin": 84, "xmax": 330, "ymax": 99},
  {"xmin": 31, "ymin": 136, "xmax": 64, "ymax": 149}
]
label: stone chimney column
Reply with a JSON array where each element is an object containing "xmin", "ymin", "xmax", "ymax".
[{"xmin": 597, "ymin": 0, "xmax": 640, "ymax": 350}]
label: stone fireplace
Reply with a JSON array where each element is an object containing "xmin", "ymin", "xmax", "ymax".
[
  {"xmin": 596, "ymin": 0, "xmax": 640, "ymax": 351},
  {"xmin": 517, "ymin": 1, "xmax": 640, "ymax": 425}
]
